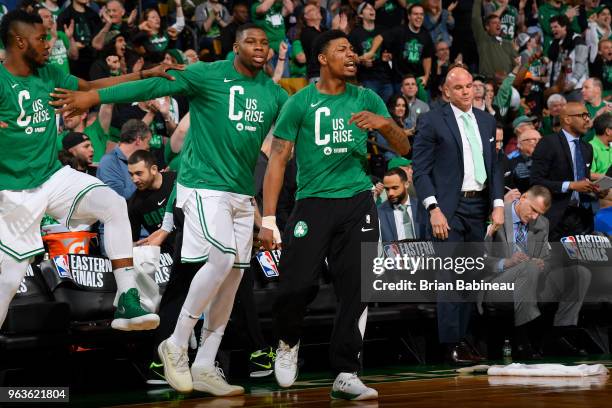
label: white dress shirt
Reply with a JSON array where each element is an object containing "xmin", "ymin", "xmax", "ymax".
[
  {"xmin": 423, "ymin": 103, "xmax": 503, "ymax": 209},
  {"xmin": 393, "ymin": 196, "xmax": 415, "ymax": 240}
]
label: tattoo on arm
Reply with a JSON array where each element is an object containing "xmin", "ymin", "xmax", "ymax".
[
  {"xmin": 271, "ymin": 137, "xmax": 294, "ymax": 162},
  {"xmin": 380, "ymin": 119, "xmax": 411, "ymax": 156}
]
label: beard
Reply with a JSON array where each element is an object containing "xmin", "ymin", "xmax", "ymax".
[
  {"xmin": 24, "ymin": 46, "xmax": 45, "ymax": 70},
  {"xmin": 389, "ymin": 190, "xmax": 407, "ymax": 205}
]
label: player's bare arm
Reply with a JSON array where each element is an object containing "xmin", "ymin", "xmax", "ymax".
[
  {"xmin": 349, "ymin": 111, "xmax": 410, "ymax": 155},
  {"xmin": 259, "ymin": 137, "xmax": 293, "ymax": 251}
]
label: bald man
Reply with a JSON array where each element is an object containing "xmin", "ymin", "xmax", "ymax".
[
  {"xmin": 531, "ymin": 102, "xmax": 603, "ymax": 241},
  {"xmin": 413, "ymin": 63, "xmax": 504, "ymax": 364},
  {"xmin": 508, "ymin": 129, "xmax": 542, "ymax": 193}
]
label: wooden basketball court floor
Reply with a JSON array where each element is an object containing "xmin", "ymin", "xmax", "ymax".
[{"xmin": 110, "ymin": 360, "xmax": 612, "ymax": 408}]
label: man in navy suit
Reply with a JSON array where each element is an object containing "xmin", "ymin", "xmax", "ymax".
[
  {"xmin": 530, "ymin": 102, "xmax": 605, "ymax": 242},
  {"xmin": 378, "ymin": 168, "xmax": 425, "ymax": 241},
  {"xmin": 412, "ymin": 63, "xmax": 505, "ymax": 364}
]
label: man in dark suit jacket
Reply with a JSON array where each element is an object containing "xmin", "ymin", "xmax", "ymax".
[
  {"xmin": 531, "ymin": 102, "xmax": 604, "ymax": 242},
  {"xmin": 482, "ymin": 186, "xmax": 590, "ymax": 359},
  {"xmin": 412, "ymin": 64, "xmax": 505, "ymax": 364},
  {"xmin": 378, "ymin": 168, "xmax": 425, "ymax": 241}
]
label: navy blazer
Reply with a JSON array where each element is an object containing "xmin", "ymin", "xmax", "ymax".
[
  {"xmin": 412, "ymin": 104, "xmax": 504, "ymax": 222},
  {"xmin": 378, "ymin": 198, "xmax": 426, "ymax": 242}
]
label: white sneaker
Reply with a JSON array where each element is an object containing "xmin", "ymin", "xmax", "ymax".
[
  {"xmin": 192, "ymin": 363, "xmax": 244, "ymax": 396},
  {"xmin": 274, "ymin": 340, "xmax": 299, "ymax": 388},
  {"xmin": 157, "ymin": 339, "xmax": 193, "ymax": 393},
  {"xmin": 330, "ymin": 372, "xmax": 378, "ymax": 401}
]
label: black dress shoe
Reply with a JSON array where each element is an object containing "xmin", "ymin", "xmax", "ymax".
[
  {"xmin": 513, "ymin": 342, "xmax": 543, "ymax": 361},
  {"xmin": 546, "ymin": 336, "xmax": 588, "ymax": 357},
  {"xmin": 446, "ymin": 342, "xmax": 477, "ymax": 366}
]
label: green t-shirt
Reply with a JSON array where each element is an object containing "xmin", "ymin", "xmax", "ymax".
[
  {"xmin": 274, "ymin": 83, "xmax": 389, "ymax": 200},
  {"xmin": 585, "ymin": 101, "xmax": 607, "ymax": 142},
  {"xmin": 56, "ymin": 119, "xmax": 110, "ymax": 163},
  {"xmin": 493, "ymin": 2, "xmax": 519, "ymax": 41},
  {"xmin": 0, "ymin": 64, "xmax": 78, "ymax": 190},
  {"xmin": 149, "ymin": 33, "xmax": 169, "ymax": 53},
  {"xmin": 251, "ymin": 1, "xmax": 285, "ymax": 52},
  {"xmin": 47, "ymin": 31, "xmax": 71, "ymax": 75},
  {"xmin": 590, "ymin": 136, "xmax": 611, "ymax": 175},
  {"xmin": 99, "ymin": 60, "xmax": 289, "ymax": 196},
  {"xmin": 290, "ymin": 40, "xmax": 306, "ymax": 78}
]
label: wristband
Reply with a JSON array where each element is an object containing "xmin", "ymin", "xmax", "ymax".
[{"xmin": 262, "ymin": 216, "xmax": 282, "ymax": 243}]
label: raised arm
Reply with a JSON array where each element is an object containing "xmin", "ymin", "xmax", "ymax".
[
  {"xmin": 259, "ymin": 137, "xmax": 293, "ymax": 250},
  {"xmin": 170, "ymin": 112, "xmax": 190, "ymax": 153},
  {"xmin": 77, "ymin": 63, "xmax": 184, "ymax": 91}
]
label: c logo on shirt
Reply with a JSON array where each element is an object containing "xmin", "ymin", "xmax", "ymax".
[
  {"xmin": 315, "ymin": 107, "xmax": 330, "ymax": 146},
  {"xmin": 16, "ymin": 90, "xmax": 31, "ymax": 127},
  {"xmin": 229, "ymin": 85, "xmax": 245, "ymax": 121}
]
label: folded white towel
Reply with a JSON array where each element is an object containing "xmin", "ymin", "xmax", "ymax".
[{"xmin": 487, "ymin": 363, "xmax": 609, "ymax": 377}]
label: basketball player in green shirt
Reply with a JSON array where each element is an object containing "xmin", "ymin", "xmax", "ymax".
[
  {"xmin": 52, "ymin": 23, "xmax": 288, "ymax": 396},
  {"xmin": 0, "ymin": 11, "xmax": 182, "ymax": 335},
  {"xmin": 259, "ymin": 30, "xmax": 409, "ymax": 400}
]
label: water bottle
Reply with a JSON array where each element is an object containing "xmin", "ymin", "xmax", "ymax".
[{"xmin": 502, "ymin": 338, "xmax": 512, "ymax": 364}]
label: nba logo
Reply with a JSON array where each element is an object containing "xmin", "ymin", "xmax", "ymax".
[
  {"xmin": 561, "ymin": 236, "xmax": 581, "ymax": 260},
  {"xmin": 257, "ymin": 251, "xmax": 280, "ymax": 278},
  {"xmin": 53, "ymin": 255, "xmax": 72, "ymax": 278}
]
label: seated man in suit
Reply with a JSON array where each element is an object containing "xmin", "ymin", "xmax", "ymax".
[
  {"xmin": 531, "ymin": 102, "xmax": 609, "ymax": 241},
  {"xmin": 507, "ymin": 129, "xmax": 542, "ymax": 193},
  {"xmin": 379, "ymin": 168, "xmax": 425, "ymax": 241},
  {"xmin": 483, "ymin": 186, "xmax": 591, "ymax": 359}
]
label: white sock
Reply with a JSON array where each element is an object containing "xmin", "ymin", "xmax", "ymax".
[
  {"xmin": 113, "ymin": 267, "xmax": 137, "ymax": 294},
  {"xmin": 169, "ymin": 308, "xmax": 200, "ymax": 349},
  {"xmin": 193, "ymin": 326, "xmax": 225, "ymax": 369}
]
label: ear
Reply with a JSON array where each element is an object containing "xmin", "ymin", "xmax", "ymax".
[
  {"xmin": 233, "ymin": 40, "xmax": 239, "ymax": 55},
  {"xmin": 318, "ymin": 53, "xmax": 327, "ymax": 67}
]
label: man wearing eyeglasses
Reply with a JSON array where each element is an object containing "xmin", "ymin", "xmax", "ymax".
[
  {"xmin": 508, "ymin": 129, "xmax": 542, "ymax": 193},
  {"xmin": 531, "ymin": 102, "xmax": 608, "ymax": 241}
]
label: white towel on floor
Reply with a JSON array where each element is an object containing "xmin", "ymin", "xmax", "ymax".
[{"xmin": 487, "ymin": 363, "xmax": 609, "ymax": 377}]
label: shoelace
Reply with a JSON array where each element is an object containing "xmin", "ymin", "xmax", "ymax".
[
  {"xmin": 277, "ymin": 346, "xmax": 297, "ymax": 369},
  {"xmin": 167, "ymin": 347, "xmax": 189, "ymax": 373}
]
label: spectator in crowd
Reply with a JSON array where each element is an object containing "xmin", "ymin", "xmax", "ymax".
[
  {"xmin": 195, "ymin": 0, "xmax": 231, "ymax": 59},
  {"xmin": 378, "ymin": 167, "xmax": 424, "ymax": 241},
  {"xmin": 365, "ymin": 3, "xmax": 433, "ymax": 96},
  {"xmin": 508, "ymin": 129, "xmax": 542, "ymax": 193},
  {"xmin": 41, "ymin": 0, "xmax": 61, "ymax": 21},
  {"xmin": 583, "ymin": 77, "xmax": 610, "ymax": 142},
  {"xmin": 98, "ymin": 119, "xmax": 152, "ymax": 200},
  {"xmin": 547, "ymin": 15, "xmax": 589, "ymax": 100},
  {"xmin": 586, "ymin": 5, "xmax": 611, "ymax": 64},
  {"xmin": 483, "ymin": 0, "xmax": 525, "ymax": 41},
  {"xmin": 541, "ymin": 93, "xmax": 566, "ymax": 135},
  {"xmin": 401, "ymin": 74, "xmax": 430, "ymax": 127},
  {"xmin": 412, "ymin": 64, "xmax": 504, "ymax": 364},
  {"xmin": 89, "ymin": 32, "xmax": 128, "ymax": 80},
  {"xmin": 590, "ymin": 112, "xmax": 612, "ymax": 179},
  {"xmin": 127, "ymin": 150, "xmax": 177, "ymax": 254},
  {"xmin": 539, "ymin": 0, "xmax": 581, "ymax": 54},
  {"xmin": 531, "ymin": 102, "xmax": 601, "ymax": 241},
  {"xmin": 590, "ymin": 39, "xmax": 612, "ymax": 100},
  {"xmin": 58, "ymin": 104, "xmax": 114, "ymax": 163},
  {"xmin": 92, "ymin": 0, "xmax": 135, "ymax": 51},
  {"xmin": 472, "ymin": 77, "xmax": 487, "ymax": 112},
  {"xmin": 136, "ymin": 2, "xmax": 185, "ymax": 55},
  {"xmin": 220, "ymin": 2, "xmax": 249, "ymax": 58},
  {"xmin": 252, "ymin": 0, "xmax": 294, "ymax": 56},
  {"xmin": 350, "ymin": 1, "xmax": 393, "ymax": 102},
  {"xmin": 423, "ymin": 0, "xmax": 456, "ymax": 47},
  {"xmin": 376, "ymin": 94, "xmax": 412, "ymax": 161},
  {"xmin": 483, "ymin": 185, "xmax": 590, "ymax": 359},
  {"xmin": 57, "ymin": 0, "xmax": 102, "ymax": 79},
  {"xmin": 60, "ymin": 131, "xmax": 96, "ymax": 174},
  {"xmin": 38, "ymin": 6, "xmax": 78, "ymax": 75},
  {"xmin": 430, "ymin": 40, "xmax": 451, "ymax": 100},
  {"xmin": 472, "ymin": 0, "xmax": 518, "ymax": 78},
  {"xmin": 507, "ymin": 115, "xmax": 536, "ymax": 158}
]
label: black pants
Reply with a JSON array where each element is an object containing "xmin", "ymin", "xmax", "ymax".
[
  {"xmin": 436, "ymin": 196, "xmax": 488, "ymax": 344},
  {"xmin": 274, "ymin": 191, "xmax": 379, "ymax": 374}
]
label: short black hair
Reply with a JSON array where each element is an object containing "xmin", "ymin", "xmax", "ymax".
[
  {"xmin": 313, "ymin": 29, "xmax": 349, "ymax": 59},
  {"xmin": 384, "ymin": 167, "xmax": 408, "ymax": 182},
  {"xmin": 120, "ymin": 119, "xmax": 151, "ymax": 144},
  {"xmin": 127, "ymin": 149, "xmax": 157, "ymax": 167},
  {"xmin": 235, "ymin": 23, "xmax": 266, "ymax": 41},
  {"xmin": 407, "ymin": 3, "xmax": 424, "ymax": 15},
  {"xmin": 485, "ymin": 13, "xmax": 500, "ymax": 26},
  {"xmin": 550, "ymin": 14, "xmax": 570, "ymax": 28},
  {"xmin": 0, "ymin": 10, "xmax": 43, "ymax": 48},
  {"xmin": 593, "ymin": 112, "xmax": 612, "ymax": 136}
]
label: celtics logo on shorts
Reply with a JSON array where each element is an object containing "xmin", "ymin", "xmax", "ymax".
[{"xmin": 294, "ymin": 221, "xmax": 308, "ymax": 238}]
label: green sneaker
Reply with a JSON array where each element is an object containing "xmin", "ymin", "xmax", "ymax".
[
  {"xmin": 111, "ymin": 288, "xmax": 160, "ymax": 331},
  {"xmin": 249, "ymin": 346, "xmax": 275, "ymax": 378}
]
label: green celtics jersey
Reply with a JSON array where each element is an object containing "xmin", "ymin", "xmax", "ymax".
[
  {"xmin": 251, "ymin": 1, "xmax": 285, "ymax": 52},
  {"xmin": 274, "ymin": 83, "xmax": 389, "ymax": 200},
  {"xmin": 0, "ymin": 64, "xmax": 78, "ymax": 190},
  {"xmin": 99, "ymin": 60, "xmax": 288, "ymax": 196},
  {"xmin": 47, "ymin": 31, "xmax": 71, "ymax": 75},
  {"xmin": 494, "ymin": 2, "xmax": 518, "ymax": 41}
]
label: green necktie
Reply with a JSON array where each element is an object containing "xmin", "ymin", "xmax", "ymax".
[
  {"xmin": 460, "ymin": 113, "xmax": 487, "ymax": 185},
  {"xmin": 397, "ymin": 204, "xmax": 415, "ymax": 239}
]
